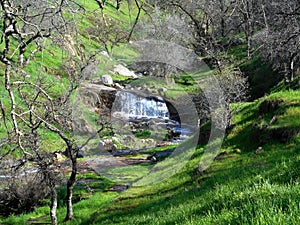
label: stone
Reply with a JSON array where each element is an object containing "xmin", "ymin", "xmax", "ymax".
[
  {"xmin": 114, "ymin": 83, "xmax": 124, "ymax": 89},
  {"xmin": 113, "ymin": 64, "xmax": 137, "ymax": 78},
  {"xmin": 73, "ymin": 118, "xmax": 94, "ymax": 134},
  {"xmin": 101, "ymin": 75, "xmax": 114, "ymax": 86},
  {"xmin": 98, "ymin": 141, "xmax": 105, "ymax": 151},
  {"xmin": 101, "ymin": 51, "xmax": 111, "ymax": 58},
  {"xmin": 76, "ymin": 150, "xmax": 85, "ymax": 158},
  {"xmin": 158, "ymin": 87, "xmax": 167, "ymax": 93},
  {"xmin": 112, "ymin": 136, "xmax": 119, "ymax": 143}
]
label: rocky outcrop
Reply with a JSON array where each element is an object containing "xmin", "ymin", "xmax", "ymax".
[{"xmin": 81, "ymin": 83, "xmax": 117, "ymax": 116}]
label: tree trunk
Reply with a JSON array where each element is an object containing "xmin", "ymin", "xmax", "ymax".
[
  {"xmin": 65, "ymin": 157, "xmax": 77, "ymax": 221},
  {"xmin": 116, "ymin": 0, "xmax": 121, "ymax": 10},
  {"xmin": 50, "ymin": 187, "xmax": 58, "ymax": 225}
]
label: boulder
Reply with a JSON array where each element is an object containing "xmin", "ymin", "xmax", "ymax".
[
  {"xmin": 113, "ymin": 64, "xmax": 137, "ymax": 78},
  {"xmin": 101, "ymin": 75, "xmax": 114, "ymax": 86}
]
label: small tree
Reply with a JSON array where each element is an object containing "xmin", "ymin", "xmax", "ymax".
[
  {"xmin": 0, "ymin": 1, "xmax": 83, "ymax": 224},
  {"xmin": 195, "ymin": 66, "xmax": 248, "ymax": 131}
]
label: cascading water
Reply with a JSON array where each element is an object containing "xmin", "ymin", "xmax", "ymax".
[{"xmin": 112, "ymin": 91, "xmax": 170, "ymax": 119}]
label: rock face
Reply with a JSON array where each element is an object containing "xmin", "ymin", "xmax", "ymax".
[
  {"xmin": 113, "ymin": 64, "xmax": 137, "ymax": 78},
  {"xmin": 101, "ymin": 75, "xmax": 114, "ymax": 85},
  {"xmin": 81, "ymin": 83, "xmax": 117, "ymax": 117}
]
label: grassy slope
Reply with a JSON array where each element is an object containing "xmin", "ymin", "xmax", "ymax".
[
  {"xmin": 83, "ymin": 90, "xmax": 299, "ymax": 225},
  {"xmin": 2, "ymin": 89, "xmax": 299, "ymax": 224},
  {"xmin": 85, "ymin": 90, "xmax": 300, "ymax": 225}
]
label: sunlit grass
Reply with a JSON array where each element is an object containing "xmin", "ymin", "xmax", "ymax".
[{"xmin": 1, "ymin": 89, "xmax": 300, "ymax": 225}]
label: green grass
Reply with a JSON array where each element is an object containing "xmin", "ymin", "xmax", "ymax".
[
  {"xmin": 102, "ymin": 163, "xmax": 152, "ymax": 184},
  {"xmin": 81, "ymin": 141, "xmax": 300, "ymax": 225},
  {"xmin": 1, "ymin": 88, "xmax": 300, "ymax": 225},
  {"xmin": 0, "ymin": 192, "xmax": 117, "ymax": 225},
  {"xmin": 227, "ymin": 90, "xmax": 300, "ymax": 151}
]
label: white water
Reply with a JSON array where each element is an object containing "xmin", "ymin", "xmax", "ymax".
[{"xmin": 113, "ymin": 91, "xmax": 170, "ymax": 119}]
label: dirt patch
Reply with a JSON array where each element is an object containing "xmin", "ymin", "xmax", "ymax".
[
  {"xmin": 75, "ymin": 155, "xmax": 151, "ymax": 174},
  {"xmin": 104, "ymin": 184, "xmax": 131, "ymax": 193}
]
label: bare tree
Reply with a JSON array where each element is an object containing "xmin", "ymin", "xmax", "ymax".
[
  {"xmin": 86, "ymin": 13, "xmax": 128, "ymax": 56},
  {"xmin": 90, "ymin": 0, "xmax": 143, "ymax": 56},
  {"xmin": 194, "ymin": 66, "xmax": 248, "ymax": 131},
  {"xmin": 258, "ymin": 0, "xmax": 300, "ymax": 83},
  {"xmin": 0, "ymin": 1, "xmax": 83, "ymax": 224}
]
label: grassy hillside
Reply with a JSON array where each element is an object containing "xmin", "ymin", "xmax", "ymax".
[{"xmin": 2, "ymin": 89, "xmax": 299, "ymax": 224}]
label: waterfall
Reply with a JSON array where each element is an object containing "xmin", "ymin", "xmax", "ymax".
[{"xmin": 112, "ymin": 91, "xmax": 170, "ymax": 119}]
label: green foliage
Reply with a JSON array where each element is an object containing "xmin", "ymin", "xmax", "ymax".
[{"xmin": 134, "ymin": 129, "xmax": 152, "ymax": 139}]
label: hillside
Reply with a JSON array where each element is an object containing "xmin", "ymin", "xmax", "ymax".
[
  {"xmin": 2, "ymin": 90, "xmax": 300, "ymax": 225},
  {"xmin": 0, "ymin": 0, "xmax": 300, "ymax": 225}
]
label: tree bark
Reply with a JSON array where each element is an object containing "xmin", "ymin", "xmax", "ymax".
[
  {"xmin": 50, "ymin": 187, "xmax": 58, "ymax": 225},
  {"xmin": 65, "ymin": 154, "xmax": 77, "ymax": 221},
  {"xmin": 116, "ymin": 0, "xmax": 121, "ymax": 10}
]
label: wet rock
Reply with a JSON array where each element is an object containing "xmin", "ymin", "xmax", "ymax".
[
  {"xmin": 146, "ymin": 149, "xmax": 175, "ymax": 161},
  {"xmin": 112, "ymin": 150, "xmax": 138, "ymax": 157}
]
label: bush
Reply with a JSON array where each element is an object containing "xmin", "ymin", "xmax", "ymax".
[{"xmin": 0, "ymin": 170, "xmax": 49, "ymax": 216}]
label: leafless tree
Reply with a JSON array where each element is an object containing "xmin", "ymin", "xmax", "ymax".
[
  {"xmin": 194, "ymin": 66, "xmax": 248, "ymax": 131},
  {"xmin": 257, "ymin": 0, "xmax": 300, "ymax": 83},
  {"xmin": 0, "ymin": 1, "xmax": 84, "ymax": 224},
  {"xmin": 90, "ymin": 0, "xmax": 143, "ymax": 56}
]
